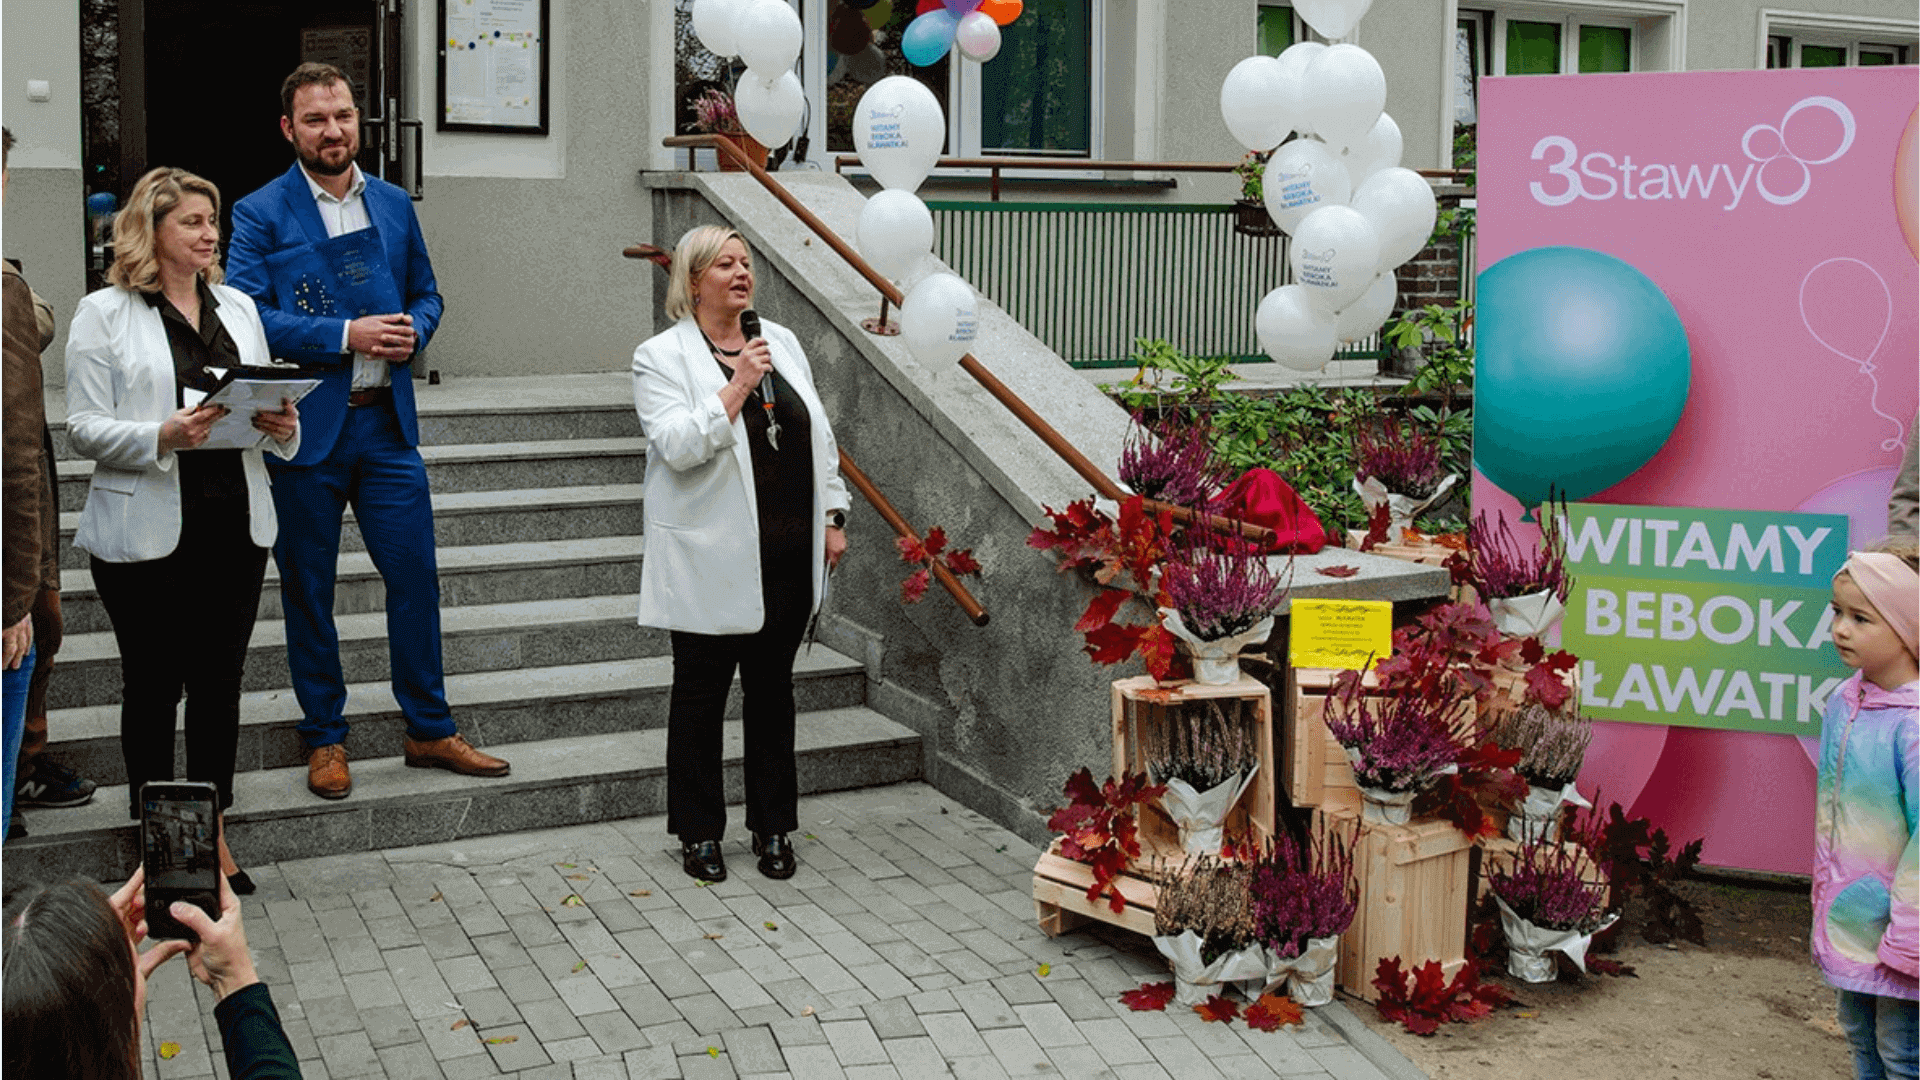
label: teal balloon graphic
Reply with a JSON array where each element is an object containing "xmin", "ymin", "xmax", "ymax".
[{"xmin": 1474, "ymin": 246, "xmax": 1690, "ymax": 514}]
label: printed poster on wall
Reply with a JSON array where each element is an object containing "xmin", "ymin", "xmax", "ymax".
[
  {"xmin": 1474, "ymin": 66, "xmax": 1918, "ymax": 874},
  {"xmin": 440, "ymin": 0, "xmax": 550, "ymax": 133}
]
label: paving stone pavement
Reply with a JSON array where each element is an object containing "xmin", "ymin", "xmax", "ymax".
[{"xmin": 132, "ymin": 783, "xmax": 1423, "ymax": 1080}]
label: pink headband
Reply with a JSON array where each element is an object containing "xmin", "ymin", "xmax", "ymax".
[{"xmin": 1837, "ymin": 552, "xmax": 1919, "ymax": 659}]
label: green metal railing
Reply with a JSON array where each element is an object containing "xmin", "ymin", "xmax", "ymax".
[{"xmin": 927, "ymin": 200, "xmax": 1386, "ymax": 368}]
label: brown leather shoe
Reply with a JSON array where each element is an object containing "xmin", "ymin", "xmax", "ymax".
[
  {"xmin": 307, "ymin": 744, "xmax": 351, "ymax": 799},
  {"xmin": 402, "ymin": 734, "xmax": 510, "ymax": 777}
]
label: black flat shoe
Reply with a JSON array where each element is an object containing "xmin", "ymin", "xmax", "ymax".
[
  {"xmin": 752, "ymin": 832, "xmax": 797, "ymax": 879},
  {"xmin": 227, "ymin": 870, "xmax": 256, "ymax": 896},
  {"xmin": 681, "ymin": 840, "xmax": 727, "ymax": 883}
]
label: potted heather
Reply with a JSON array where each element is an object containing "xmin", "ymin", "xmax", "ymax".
[
  {"xmin": 1119, "ymin": 412, "xmax": 1227, "ymax": 511},
  {"xmin": 1159, "ymin": 536, "xmax": 1288, "ymax": 685},
  {"xmin": 1491, "ymin": 700, "xmax": 1594, "ymax": 842},
  {"xmin": 1351, "ymin": 415, "xmax": 1458, "ymax": 544},
  {"xmin": 1488, "ymin": 834, "xmax": 1616, "ymax": 983},
  {"xmin": 690, "ymin": 87, "xmax": 768, "ymax": 171},
  {"xmin": 1323, "ymin": 674, "xmax": 1470, "ymax": 825},
  {"xmin": 1448, "ymin": 501, "xmax": 1572, "ymax": 641},
  {"xmin": 1245, "ymin": 826, "xmax": 1357, "ymax": 1006},
  {"xmin": 1144, "ymin": 698, "xmax": 1259, "ymax": 857},
  {"xmin": 1151, "ymin": 856, "xmax": 1266, "ymax": 1005}
]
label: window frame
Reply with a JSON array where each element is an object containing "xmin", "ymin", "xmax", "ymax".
[
  {"xmin": 1757, "ymin": 11, "xmax": 1917, "ymax": 68},
  {"xmin": 1484, "ymin": 8, "xmax": 1642, "ymax": 75}
]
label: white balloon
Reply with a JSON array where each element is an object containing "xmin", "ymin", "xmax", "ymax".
[
  {"xmin": 1262, "ymin": 138, "xmax": 1351, "ymax": 235},
  {"xmin": 901, "ymin": 272, "xmax": 979, "ymax": 368},
  {"xmin": 1341, "ymin": 112, "xmax": 1403, "ymax": 189},
  {"xmin": 1220, "ymin": 56, "xmax": 1292, "ymax": 153},
  {"xmin": 857, "ymin": 190, "xmax": 935, "ymax": 282},
  {"xmin": 1304, "ymin": 44, "xmax": 1386, "ymax": 151},
  {"xmin": 734, "ymin": 71, "xmax": 805, "ymax": 147},
  {"xmin": 1274, "ymin": 42, "xmax": 1324, "ymax": 136},
  {"xmin": 1293, "ymin": 0, "xmax": 1373, "ymax": 40},
  {"xmin": 735, "ymin": 0, "xmax": 803, "ymax": 78},
  {"xmin": 854, "ymin": 76, "xmax": 947, "ymax": 192},
  {"xmin": 1350, "ymin": 166, "xmax": 1438, "ymax": 271},
  {"xmin": 1289, "ymin": 204, "xmax": 1379, "ymax": 312},
  {"xmin": 1336, "ymin": 272, "xmax": 1397, "ymax": 344},
  {"xmin": 955, "ymin": 11, "xmax": 1001, "ymax": 63},
  {"xmin": 692, "ymin": 0, "xmax": 744, "ymax": 57},
  {"xmin": 1256, "ymin": 285, "xmax": 1337, "ymax": 371}
]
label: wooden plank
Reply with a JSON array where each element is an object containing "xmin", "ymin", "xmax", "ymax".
[{"xmin": 1323, "ymin": 807, "xmax": 1472, "ymax": 1002}]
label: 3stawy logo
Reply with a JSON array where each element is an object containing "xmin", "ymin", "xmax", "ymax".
[{"xmin": 1528, "ymin": 96, "xmax": 1856, "ymax": 210}]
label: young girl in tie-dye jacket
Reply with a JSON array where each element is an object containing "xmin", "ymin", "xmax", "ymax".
[{"xmin": 1815, "ymin": 540, "xmax": 1918, "ymax": 1080}]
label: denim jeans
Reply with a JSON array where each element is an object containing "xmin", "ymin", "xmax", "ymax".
[
  {"xmin": 2, "ymin": 643, "xmax": 35, "ymax": 839},
  {"xmin": 1838, "ymin": 989, "xmax": 1919, "ymax": 1080}
]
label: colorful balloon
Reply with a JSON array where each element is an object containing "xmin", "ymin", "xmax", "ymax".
[
  {"xmin": 954, "ymin": 10, "xmax": 1001, "ymax": 62},
  {"xmin": 862, "ymin": 0, "xmax": 894, "ymax": 27},
  {"xmin": 902, "ymin": 9, "xmax": 958, "ymax": 67},
  {"xmin": 941, "ymin": 0, "xmax": 982, "ymax": 13},
  {"xmin": 979, "ymin": 0, "xmax": 1022, "ymax": 26},
  {"xmin": 829, "ymin": 3, "xmax": 875, "ymax": 54},
  {"xmin": 1475, "ymin": 247, "xmax": 1691, "ymax": 510}
]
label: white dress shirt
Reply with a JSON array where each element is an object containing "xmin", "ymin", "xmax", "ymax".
[{"xmin": 297, "ymin": 163, "xmax": 388, "ymax": 391}]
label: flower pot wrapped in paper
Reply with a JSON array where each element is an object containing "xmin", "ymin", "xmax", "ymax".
[
  {"xmin": 1245, "ymin": 826, "xmax": 1356, "ymax": 1006},
  {"xmin": 1141, "ymin": 691, "xmax": 1262, "ymax": 855},
  {"xmin": 1489, "ymin": 838, "xmax": 1615, "ymax": 983},
  {"xmin": 1447, "ymin": 501, "xmax": 1572, "ymax": 645},
  {"xmin": 1352, "ymin": 417, "xmax": 1458, "ymax": 544},
  {"xmin": 1161, "ymin": 610, "xmax": 1274, "ymax": 685},
  {"xmin": 1491, "ymin": 701, "xmax": 1594, "ymax": 842},
  {"xmin": 1151, "ymin": 857, "xmax": 1264, "ymax": 1005},
  {"xmin": 1323, "ymin": 672, "xmax": 1469, "ymax": 826},
  {"xmin": 1158, "ymin": 535, "xmax": 1287, "ymax": 686}
]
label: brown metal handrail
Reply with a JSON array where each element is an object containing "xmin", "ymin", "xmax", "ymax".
[
  {"xmin": 662, "ymin": 132, "xmax": 1277, "ymax": 548},
  {"xmin": 826, "ymin": 153, "xmax": 1473, "ymax": 201}
]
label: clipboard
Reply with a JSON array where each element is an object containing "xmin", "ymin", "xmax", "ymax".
[{"xmin": 181, "ymin": 368, "xmax": 321, "ymax": 452}]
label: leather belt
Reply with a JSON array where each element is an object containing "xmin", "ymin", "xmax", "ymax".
[{"xmin": 347, "ymin": 386, "xmax": 392, "ymax": 408}]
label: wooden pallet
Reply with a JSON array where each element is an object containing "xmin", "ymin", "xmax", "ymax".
[
  {"xmin": 1111, "ymin": 675, "xmax": 1277, "ymax": 856},
  {"xmin": 1031, "ymin": 839, "xmax": 1160, "ymax": 938},
  {"xmin": 1320, "ymin": 807, "xmax": 1472, "ymax": 1001},
  {"xmin": 1281, "ymin": 668, "xmax": 1372, "ymax": 813}
]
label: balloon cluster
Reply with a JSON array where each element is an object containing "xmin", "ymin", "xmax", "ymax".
[
  {"xmin": 692, "ymin": 0, "xmax": 806, "ymax": 147},
  {"xmin": 902, "ymin": 0, "xmax": 1023, "ymax": 67},
  {"xmin": 1219, "ymin": 1, "xmax": 1433, "ymax": 372},
  {"xmin": 850, "ymin": 77, "xmax": 979, "ymax": 368},
  {"xmin": 826, "ymin": 0, "xmax": 893, "ymax": 86}
]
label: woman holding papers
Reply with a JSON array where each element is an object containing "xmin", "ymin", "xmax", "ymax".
[
  {"xmin": 66, "ymin": 168, "xmax": 299, "ymax": 893},
  {"xmin": 632, "ymin": 225, "xmax": 850, "ymax": 883}
]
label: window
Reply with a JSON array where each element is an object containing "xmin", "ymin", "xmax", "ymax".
[
  {"xmin": 1487, "ymin": 11, "xmax": 1637, "ymax": 75},
  {"xmin": 1257, "ymin": 2, "xmax": 1297, "ymax": 57},
  {"xmin": 1767, "ymin": 35, "xmax": 1910, "ymax": 68},
  {"xmin": 1761, "ymin": 13, "xmax": 1917, "ymax": 69}
]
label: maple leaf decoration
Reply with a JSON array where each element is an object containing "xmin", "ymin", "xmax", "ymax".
[
  {"xmin": 1243, "ymin": 993, "xmax": 1305, "ymax": 1032},
  {"xmin": 1119, "ymin": 981, "xmax": 1175, "ymax": 1011},
  {"xmin": 1046, "ymin": 767, "xmax": 1166, "ymax": 913},
  {"xmin": 1194, "ymin": 995, "xmax": 1240, "ymax": 1023},
  {"xmin": 1373, "ymin": 957, "xmax": 1511, "ymax": 1036},
  {"xmin": 1031, "ymin": 494, "xmax": 1181, "ymax": 678},
  {"xmin": 1316, "ymin": 564, "xmax": 1360, "ymax": 578},
  {"xmin": 896, "ymin": 526, "xmax": 982, "ymax": 604},
  {"xmin": 1361, "ymin": 502, "xmax": 1393, "ymax": 551}
]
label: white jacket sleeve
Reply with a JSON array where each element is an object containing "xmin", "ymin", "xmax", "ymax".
[
  {"xmin": 65, "ymin": 293, "xmax": 167, "ymax": 472},
  {"xmin": 632, "ymin": 329, "xmax": 736, "ymax": 472}
]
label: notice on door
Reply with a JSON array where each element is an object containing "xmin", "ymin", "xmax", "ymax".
[
  {"xmin": 302, "ymin": 26, "xmax": 372, "ymax": 103},
  {"xmin": 441, "ymin": 0, "xmax": 547, "ymax": 132}
]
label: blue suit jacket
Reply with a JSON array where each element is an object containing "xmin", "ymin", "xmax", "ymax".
[{"xmin": 227, "ymin": 163, "xmax": 443, "ymax": 467}]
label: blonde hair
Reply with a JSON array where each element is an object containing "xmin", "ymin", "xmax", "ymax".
[
  {"xmin": 1866, "ymin": 536, "xmax": 1920, "ymax": 573},
  {"xmin": 108, "ymin": 168, "xmax": 223, "ymax": 293},
  {"xmin": 664, "ymin": 225, "xmax": 749, "ymax": 321}
]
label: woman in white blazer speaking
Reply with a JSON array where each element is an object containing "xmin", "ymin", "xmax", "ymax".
[
  {"xmin": 66, "ymin": 168, "xmax": 300, "ymax": 893},
  {"xmin": 632, "ymin": 225, "xmax": 851, "ymax": 884}
]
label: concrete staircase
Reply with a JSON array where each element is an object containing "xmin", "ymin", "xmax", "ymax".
[{"xmin": 8, "ymin": 373, "xmax": 921, "ymax": 882}]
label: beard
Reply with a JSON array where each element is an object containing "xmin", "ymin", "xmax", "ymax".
[{"xmin": 298, "ymin": 137, "xmax": 357, "ymax": 177}]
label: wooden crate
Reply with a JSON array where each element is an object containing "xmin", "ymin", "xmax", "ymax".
[
  {"xmin": 1480, "ymin": 664, "xmax": 1582, "ymax": 726},
  {"xmin": 1031, "ymin": 838, "xmax": 1159, "ymax": 938},
  {"xmin": 1320, "ymin": 807, "xmax": 1472, "ymax": 1001},
  {"xmin": 1111, "ymin": 675, "xmax": 1276, "ymax": 858},
  {"xmin": 1281, "ymin": 668, "xmax": 1372, "ymax": 813}
]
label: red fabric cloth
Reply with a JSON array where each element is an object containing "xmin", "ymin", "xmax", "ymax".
[{"xmin": 1210, "ymin": 469, "xmax": 1327, "ymax": 554}]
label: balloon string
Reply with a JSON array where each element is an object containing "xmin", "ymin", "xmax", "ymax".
[{"xmin": 1799, "ymin": 257, "xmax": 1903, "ymax": 453}]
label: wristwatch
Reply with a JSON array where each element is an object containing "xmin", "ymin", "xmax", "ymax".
[{"xmin": 826, "ymin": 510, "xmax": 847, "ymax": 530}]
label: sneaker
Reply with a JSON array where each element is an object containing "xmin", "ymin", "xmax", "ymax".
[{"xmin": 16, "ymin": 759, "xmax": 98, "ymax": 809}]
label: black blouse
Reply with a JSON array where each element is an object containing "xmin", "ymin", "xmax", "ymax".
[
  {"xmin": 145, "ymin": 280, "xmax": 246, "ymax": 507},
  {"xmin": 713, "ymin": 356, "xmax": 815, "ymax": 569}
]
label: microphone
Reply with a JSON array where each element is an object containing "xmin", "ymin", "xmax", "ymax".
[{"xmin": 740, "ymin": 309, "xmax": 781, "ymax": 449}]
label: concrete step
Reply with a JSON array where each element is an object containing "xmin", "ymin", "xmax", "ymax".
[
  {"xmin": 38, "ymin": 647, "xmax": 868, "ymax": 789},
  {"xmin": 54, "ymin": 436, "xmax": 648, "ymax": 512},
  {"xmin": 5, "ymin": 706, "xmax": 922, "ymax": 883},
  {"xmin": 57, "ymin": 535, "xmax": 647, "ymax": 634},
  {"xmin": 48, "ymin": 593, "xmax": 666, "ymax": 711},
  {"xmin": 58, "ymin": 482, "xmax": 646, "ymax": 569}
]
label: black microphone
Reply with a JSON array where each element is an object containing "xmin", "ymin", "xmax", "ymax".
[{"xmin": 740, "ymin": 309, "xmax": 773, "ymax": 404}]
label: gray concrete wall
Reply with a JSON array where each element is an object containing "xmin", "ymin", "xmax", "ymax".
[
  {"xmin": 1362, "ymin": 0, "xmax": 1457, "ymax": 172},
  {"xmin": 3, "ymin": 0, "xmax": 87, "ymax": 387},
  {"xmin": 1692, "ymin": 0, "xmax": 1917, "ymax": 70},
  {"xmin": 647, "ymin": 172, "xmax": 1137, "ymax": 844}
]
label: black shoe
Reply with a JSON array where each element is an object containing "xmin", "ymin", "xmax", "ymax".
[
  {"xmin": 752, "ymin": 832, "xmax": 797, "ymax": 879},
  {"xmin": 227, "ymin": 870, "xmax": 256, "ymax": 896},
  {"xmin": 5, "ymin": 811, "xmax": 24, "ymax": 841},
  {"xmin": 16, "ymin": 759, "xmax": 97, "ymax": 809},
  {"xmin": 681, "ymin": 840, "xmax": 727, "ymax": 883}
]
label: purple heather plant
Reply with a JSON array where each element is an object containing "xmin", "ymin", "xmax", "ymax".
[
  {"xmin": 1353, "ymin": 416, "xmax": 1445, "ymax": 500},
  {"xmin": 1249, "ymin": 825, "xmax": 1358, "ymax": 958},
  {"xmin": 1449, "ymin": 496, "xmax": 1572, "ymax": 602},
  {"xmin": 691, "ymin": 88, "xmax": 741, "ymax": 134},
  {"xmin": 1119, "ymin": 413, "xmax": 1226, "ymax": 509},
  {"xmin": 1489, "ymin": 836, "xmax": 1610, "ymax": 933},
  {"xmin": 1322, "ymin": 679, "xmax": 1468, "ymax": 793},
  {"xmin": 1161, "ymin": 535, "xmax": 1288, "ymax": 642}
]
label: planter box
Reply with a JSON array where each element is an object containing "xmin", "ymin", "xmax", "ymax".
[
  {"xmin": 1111, "ymin": 675, "xmax": 1276, "ymax": 858},
  {"xmin": 1322, "ymin": 807, "xmax": 1472, "ymax": 1001},
  {"xmin": 1031, "ymin": 838, "xmax": 1160, "ymax": 938},
  {"xmin": 1281, "ymin": 668, "xmax": 1373, "ymax": 813}
]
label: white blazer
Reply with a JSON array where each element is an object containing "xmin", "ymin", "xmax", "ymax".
[
  {"xmin": 631, "ymin": 317, "xmax": 851, "ymax": 634},
  {"xmin": 65, "ymin": 283, "xmax": 300, "ymax": 563}
]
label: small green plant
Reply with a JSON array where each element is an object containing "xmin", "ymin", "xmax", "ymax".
[{"xmin": 1233, "ymin": 151, "xmax": 1268, "ymax": 203}]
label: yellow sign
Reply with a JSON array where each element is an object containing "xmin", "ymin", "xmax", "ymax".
[{"xmin": 1288, "ymin": 599, "xmax": 1393, "ymax": 671}]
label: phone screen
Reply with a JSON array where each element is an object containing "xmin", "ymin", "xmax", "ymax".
[{"xmin": 140, "ymin": 783, "xmax": 221, "ymax": 941}]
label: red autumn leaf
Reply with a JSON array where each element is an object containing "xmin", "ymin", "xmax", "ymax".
[
  {"xmin": 1193, "ymin": 995, "xmax": 1240, "ymax": 1023},
  {"xmin": 1361, "ymin": 502, "xmax": 1392, "ymax": 551},
  {"xmin": 1137, "ymin": 623, "xmax": 1179, "ymax": 682},
  {"xmin": 1119, "ymin": 981, "xmax": 1176, "ymax": 1011},
  {"xmin": 896, "ymin": 535, "xmax": 928, "ymax": 564},
  {"xmin": 944, "ymin": 548, "xmax": 981, "ymax": 575},
  {"xmin": 1059, "ymin": 767, "xmax": 1101, "ymax": 807},
  {"xmin": 1525, "ymin": 665, "xmax": 1573, "ymax": 709},
  {"xmin": 1243, "ymin": 994, "xmax": 1304, "ymax": 1031},
  {"xmin": 1084, "ymin": 621, "xmax": 1147, "ymax": 666},
  {"xmin": 1519, "ymin": 635, "xmax": 1546, "ymax": 665},
  {"xmin": 923, "ymin": 526, "xmax": 948, "ymax": 558},
  {"xmin": 1316, "ymin": 564, "xmax": 1360, "ymax": 578},
  {"xmin": 1075, "ymin": 589, "xmax": 1130, "ymax": 632},
  {"xmin": 1587, "ymin": 957, "xmax": 1638, "ymax": 978},
  {"xmin": 900, "ymin": 568, "xmax": 930, "ymax": 604}
]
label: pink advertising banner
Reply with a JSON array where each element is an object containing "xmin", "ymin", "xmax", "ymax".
[{"xmin": 1474, "ymin": 66, "xmax": 1919, "ymax": 874}]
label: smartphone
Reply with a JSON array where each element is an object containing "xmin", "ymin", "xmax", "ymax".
[{"xmin": 139, "ymin": 781, "xmax": 222, "ymax": 941}]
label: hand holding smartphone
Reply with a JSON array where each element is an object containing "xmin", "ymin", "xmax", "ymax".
[{"xmin": 139, "ymin": 781, "xmax": 222, "ymax": 942}]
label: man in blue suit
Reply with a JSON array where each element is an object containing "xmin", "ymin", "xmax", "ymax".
[{"xmin": 228, "ymin": 62, "xmax": 508, "ymax": 799}]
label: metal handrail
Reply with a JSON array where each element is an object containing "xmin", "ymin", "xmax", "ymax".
[
  {"xmin": 662, "ymin": 132, "xmax": 1278, "ymax": 548},
  {"xmin": 827, "ymin": 153, "xmax": 1474, "ymax": 201}
]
